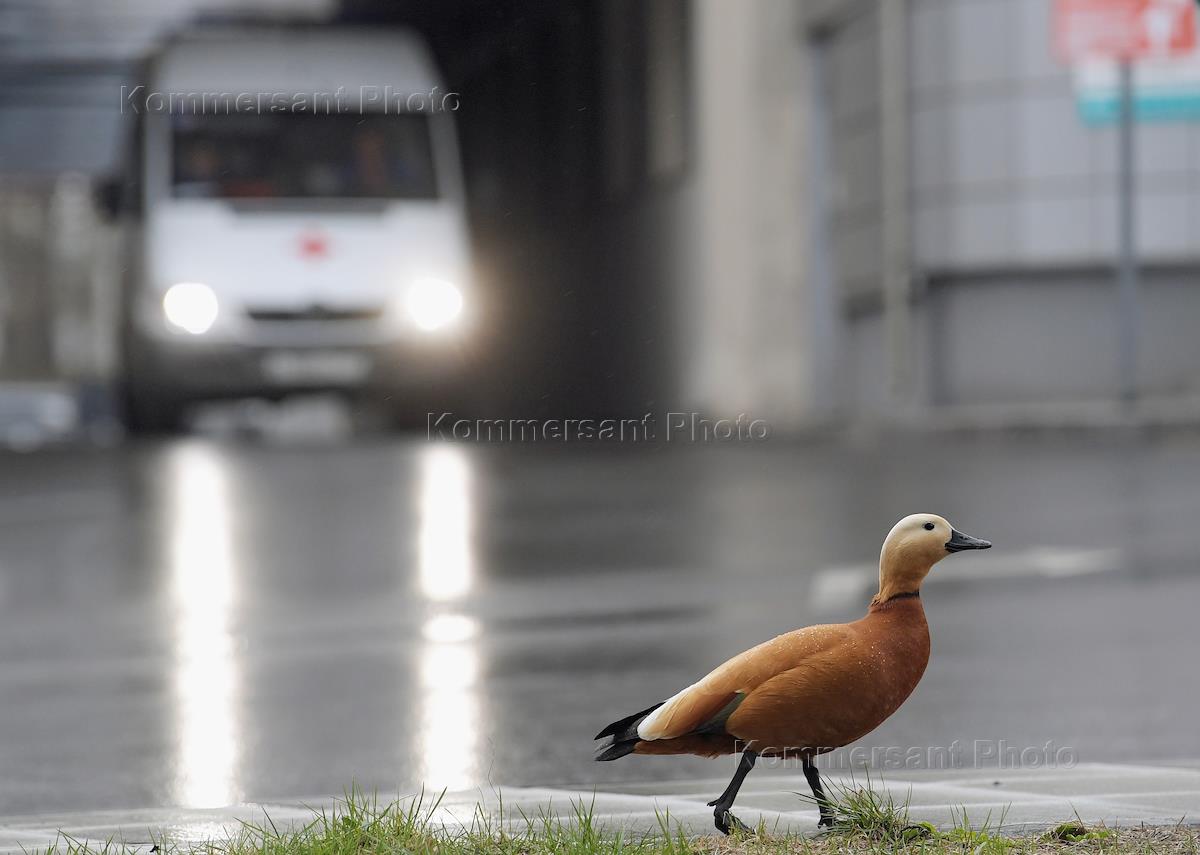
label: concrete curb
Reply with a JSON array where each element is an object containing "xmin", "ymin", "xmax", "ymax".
[{"xmin": 0, "ymin": 763, "xmax": 1196, "ymax": 852}]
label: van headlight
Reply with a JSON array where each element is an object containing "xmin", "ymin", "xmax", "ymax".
[
  {"xmin": 163, "ymin": 282, "xmax": 219, "ymax": 335},
  {"xmin": 405, "ymin": 278, "xmax": 463, "ymax": 332}
]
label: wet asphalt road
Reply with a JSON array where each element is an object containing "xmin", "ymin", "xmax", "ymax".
[{"xmin": 1, "ymin": 431, "xmax": 1199, "ymax": 815}]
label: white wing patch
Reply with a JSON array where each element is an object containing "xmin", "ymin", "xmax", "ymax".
[{"xmin": 636, "ymin": 684, "xmax": 694, "ymax": 740}]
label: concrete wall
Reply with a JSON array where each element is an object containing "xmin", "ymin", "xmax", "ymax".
[
  {"xmin": 681, "ymin": 0, "xmax": 835, "ymax": 429},
  {"xmin": 927, "ymin": 269, "xmax": 1200, "ymax": 405}
]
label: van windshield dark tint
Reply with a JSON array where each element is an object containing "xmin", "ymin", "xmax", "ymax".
[{"xmin": 171, "ymin": 113, "xmax": 438, "ymax": 200}]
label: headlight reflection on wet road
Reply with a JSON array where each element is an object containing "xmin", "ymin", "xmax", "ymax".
[
  {"xmin": 167, "ymin": 443, "xmax": 241, "ymax": 808},
  {"xmin": 415, "ymin": 445, "xmax": 481, "ymax": 792}
]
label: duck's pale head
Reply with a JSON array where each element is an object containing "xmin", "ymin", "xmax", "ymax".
[{"xmin": 875, "ymin": 513, "xmax": 991, "ymax": 602}]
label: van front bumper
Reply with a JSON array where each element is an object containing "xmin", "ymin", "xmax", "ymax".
[{"xmin": 125, "ymin": 334, "xmax": 470, "ymax": 400}]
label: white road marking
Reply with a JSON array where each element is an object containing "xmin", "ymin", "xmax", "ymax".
[{"xmin": 809, "ymin": 547, "xmax": 1122, "ymax": 612}]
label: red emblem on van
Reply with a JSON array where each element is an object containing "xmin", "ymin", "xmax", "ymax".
[{"xmin": 299, "ymin": 232, "xmax": 329, "ymax": 260}]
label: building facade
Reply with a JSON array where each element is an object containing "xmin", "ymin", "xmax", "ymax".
[{"xmin": 677, "ymin": 0, "xmax": 1200, "ymax": 428}]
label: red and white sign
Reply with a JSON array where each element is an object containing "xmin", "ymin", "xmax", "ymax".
[{"xmin": 1055, "ymin": 0, "xmax": 1197, "ymax": 61}]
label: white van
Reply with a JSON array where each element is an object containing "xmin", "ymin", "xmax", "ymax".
[{"xmin": 113, "ymin": 25, "xmax": 474, "ymax": 430}]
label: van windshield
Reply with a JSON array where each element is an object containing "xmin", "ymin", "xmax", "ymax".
[{"xmin": 171, "ymin": 113, "xmax": 438, "ymax": 200}]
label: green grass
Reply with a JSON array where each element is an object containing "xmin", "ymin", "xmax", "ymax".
[{"xmin": 25, "ymin": 785, "xmax": 1199, "ymax": 855}]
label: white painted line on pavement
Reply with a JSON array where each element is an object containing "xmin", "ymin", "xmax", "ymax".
[{"xmin": 810, "ymin": 547, "xmax": 1122, "ymax": 612}]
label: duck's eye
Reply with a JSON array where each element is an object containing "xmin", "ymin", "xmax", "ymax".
[{"xmin": 923, "ymin": 522, "xmax": 935, "ymax": 531}]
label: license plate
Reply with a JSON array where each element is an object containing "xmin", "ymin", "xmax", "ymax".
[{"xmin": 261, "ymin": 351, "xmax": 371, "ymax": 384}]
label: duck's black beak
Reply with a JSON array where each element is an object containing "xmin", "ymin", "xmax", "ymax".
[{"xmin": 945, "ymin": 529, "xmax": 992, "ymax": 552}]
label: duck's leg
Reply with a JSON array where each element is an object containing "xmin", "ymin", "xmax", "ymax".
[
  {"xmin": 802, "ymin": 757, "xmax": 834, "ymax": 828},
  {"xmin": 707, "ymin": 750, "xmax": 757, "ymax": 834}
]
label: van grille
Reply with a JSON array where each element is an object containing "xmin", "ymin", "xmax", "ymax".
[{"xmin": 246, "ymin": 305, "xmax": 385, "ymax": 323}]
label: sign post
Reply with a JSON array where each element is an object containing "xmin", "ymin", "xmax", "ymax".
[
  {"xmin": 1056, "ymin": 0, "xmax": 1199, "ymax": 407},
  {"xmin": 1116, "ymin": 60, "xmax": 1137, "ymax": 406}
]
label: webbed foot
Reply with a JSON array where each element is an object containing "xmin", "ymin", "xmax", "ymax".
[{"xmin": 713, "ymin": 807, "xmax": 752, "ymax": 835}]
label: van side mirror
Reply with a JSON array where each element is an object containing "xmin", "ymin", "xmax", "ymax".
[{"xmin": 94, "ymin": 176, "xmax": 124, "ymax": 220}]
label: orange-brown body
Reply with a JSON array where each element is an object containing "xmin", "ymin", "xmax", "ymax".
[{"xmin": 631, "ymin": 596, "xmax": 930, "ymax": 758}]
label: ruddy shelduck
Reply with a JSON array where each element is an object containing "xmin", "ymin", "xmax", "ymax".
[{"xmin": 595, "ymin": 513, "xmax": 991, "ymax": 833}]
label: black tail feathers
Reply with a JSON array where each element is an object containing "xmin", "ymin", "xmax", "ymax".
[
  {"xmin": 594, "ymin": 701, "xmax": 663, "ymax": 741},
  {"xmin": 595, "ymin": 740, "xmax": 638, "ymax": 761},
  {"xmin": 594, "ymin": 701, "xmax": 663, "ymax": 762}
]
